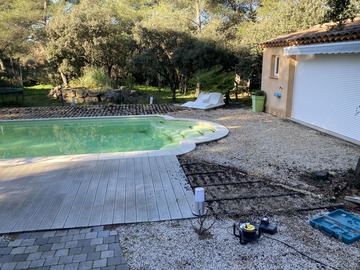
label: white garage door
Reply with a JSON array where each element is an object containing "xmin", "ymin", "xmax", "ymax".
[{"xmin": 292, "ymin": 53, "xmax": 360, "ymax": 144}]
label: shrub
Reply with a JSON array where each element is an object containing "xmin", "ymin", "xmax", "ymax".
[
  {"xmin": 189, "ymin": 65, "xmax": 235, "ymax": 92},
  {"xmin": 73, "ymin": 66, "xmax": 117, "ymax": 91}
]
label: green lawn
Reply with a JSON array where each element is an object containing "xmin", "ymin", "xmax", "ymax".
[
  {"xmin": 133, "ymin": 85, "xmax": 198, "ymax": 104},
  {"xmin": 0, "ymin": 84, "xmax": 250, "ymax": 108},
  {"xmin": 0, "ymin": 85, "xmax": 63, "ymax": 108}
]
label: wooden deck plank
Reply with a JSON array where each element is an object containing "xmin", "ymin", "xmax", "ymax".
[
  {"xmin": 0, "ymin": 163, "xmax": 43, "ymax": 216},
  {"xmin": 101, "ymin": 159, "xmax": 119, "ymax": 225},
  {"xmin": 0, "ymin": 162, "xmax": 40, "ymax": 185},
  {"xmin": 134, "ymin": 157, "xmax": 148, "ymax": 222},
  {"xmin": 113, "ymin": 159, "xmax": 127, "ymax": 224},
  {"xmin": 0, "ymin": 163, "xmax": 28, "ymax": 188},
  {"xmin": 50, "ymin": 162, "xmax": 87, "ymax": 229},
  {"xmin": 0, "ymin": 163, "xmax": 55, "ymax": 233},
  {"xmin": 11, "ymin": 163, "xmax": 67, "ymax": 232},
  {"xmin": 76, "ymin": 160, "xmax": 104, "ymax": 227},
  {"xmin": 167, "ymin": 156, "xmax": 195, "ymax": 217},
  {"xmin": 0, "ymin": 155, "xmax": 195, "ymax": 234},
  {"xmin": 148, "ymin": 157, "xmax": 171, "ymax": 220},
  {"xmin": 124, "ymin": 158, "xmax": 137, "ymax": 223},
  {"xmin": 141, "ymin": 157, "xmax": 159, "ymax": 221},
  {"xmin": 155, "ymin": 156, "xmax": 183, "ymax": 220},
  {"xmin": 0, "ymin": 164, "xmax": 17, "ymax": 183},
  {"xmin": 26, "ymin": 162, "xmax": 78, "ymax": 231},
  {"xmin": 0, "ymin": 183, "xmax": 46, "ymax": 233},
  {"xmin": 88, "ymin": 160, "xmax": 110, "ymax": 226},
  {"xmin": 64, "ymin": 162, "xmax": 93, "ymax": 228}
]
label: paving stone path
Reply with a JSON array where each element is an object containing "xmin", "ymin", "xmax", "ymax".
[{"xmin": 0, "ymin": 226, "xmax": 127, "ymax": 270}]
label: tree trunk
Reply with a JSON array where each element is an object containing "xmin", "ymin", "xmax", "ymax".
[
  {"xmin": 60, "ymin": 72, "xmax": 68, "ymax": 87},
  {"xmin": 10, "ymin": 57, "xmax": 15, "ymax": 75},
  {"xmin": 355, "ymin": 157, "xmax": 360, "ymax": 183},
  {"xmin": 183, "ymin": 77, "xmax": 188, "ymax": 95},
  {"xmin": 43, "ymin": 1, "xmax": 48, "ymax": 25},
  {"xmin": 0, "ymin": 58, "xmax": 5, "ymax": 71},
  {"xmin": 157, "ymin": 73, "xmax": 162, "ymax": 93},
  {"xmin": 196, "ymin": 82, "xmax": 201, "ymax": 96},
  {"xmin": 225, "ymin": 90, "xmax": 230, "ymax": 105},
  {"xmin": 194, "ymin": 0, "xmax": 202, "ymax": 32},
  {"xmin": 171, "ymin": 83, "xmax": 176, "ymax": 102},
  {"xmin": 107, "ymin": 65, "xmax": 112, "ymax": 77},
  {"xmin": 18, "ymin": 58, "xmax": 23, "ymax": 87}
]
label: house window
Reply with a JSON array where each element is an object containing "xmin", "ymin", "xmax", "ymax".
[{"xmin": 270, "ymin": 55, "xmax": 280, "ymax": 78}]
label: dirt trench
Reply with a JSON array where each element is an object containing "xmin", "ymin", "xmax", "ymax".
[{"xmin": 178, "ymin": 156, "xmax": 358, "ymax": 219}]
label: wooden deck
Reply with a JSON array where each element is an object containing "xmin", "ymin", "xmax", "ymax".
[{"xmin": 0, "ymin": 156, "xmax": 195, "ymax": 234}]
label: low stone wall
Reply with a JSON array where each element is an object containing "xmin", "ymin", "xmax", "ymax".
[{"xmin": 48, "ymin": 86, "xmax": 148, "ymax": 104}]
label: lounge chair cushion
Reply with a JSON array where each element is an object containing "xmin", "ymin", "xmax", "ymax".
[{"xmin": 182, "ymin": 92, "xmax": 225, "ymax": 110}]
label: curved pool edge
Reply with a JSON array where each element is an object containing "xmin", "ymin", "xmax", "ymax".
[{"xmin": 0, "ymin": 115, "xmax": 229, "ymax": 165}]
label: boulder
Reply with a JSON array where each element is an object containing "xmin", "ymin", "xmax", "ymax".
[
  {"xmin": 75, "ymin": 89, "xmax": 87, "ymax": 98},
  {"xmin": 48, "ymin": 86, "xmax": 146, "ymax": 104},
  {"xmin": 85, "ymin": 97, "xmax": 99, "ymax": 103},
  {"xmin": 75, "ymin": 97, "xmax": 85, "ymax": 104},
  {"xmin": 99, "ymin": 91, "xmax": 123, "ymax": 102}
]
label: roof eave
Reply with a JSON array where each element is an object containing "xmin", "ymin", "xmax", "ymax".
[{"xmin": 261, "ymin": 34, "xmax": 360, "ymax": 48}]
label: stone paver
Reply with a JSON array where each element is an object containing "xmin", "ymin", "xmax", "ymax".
[
  {"xmin": 0, "ymin": 104, "xmax": 182, "ymax": 120},
  {"xmin": 0, "ymin": 226, "xmax": 128, "ymax": 269}
]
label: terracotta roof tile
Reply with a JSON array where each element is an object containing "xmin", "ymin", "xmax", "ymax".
[{"xmin": 261, "ymin": 18, "xmax": 360, "ymax": 47}]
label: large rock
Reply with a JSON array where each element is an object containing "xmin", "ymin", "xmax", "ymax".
[
  {"xmin": 85, "ymin": 97, "xmax": 99, "ymax": 103},
  {"xmin": 99, "ymin": 91, "xmax": 123, "ymax": 103},
  {"xmin": 48, "ymin": 86, "xmax": 147, "ymax": 104},
  {"xmin": 75, "ymin": 89, "xmax": 88, "ymax": 98}
]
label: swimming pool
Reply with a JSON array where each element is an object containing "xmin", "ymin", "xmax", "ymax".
[{"xmin": 0, "ymin": 115, "xmax": 228, "ymax": 161}]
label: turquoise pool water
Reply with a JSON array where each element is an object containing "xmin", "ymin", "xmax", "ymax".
[{"xmin": 0, "ymin": 116, "xmax": 216, "ymax": 159}]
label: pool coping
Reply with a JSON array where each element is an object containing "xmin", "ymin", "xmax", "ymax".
[{"xmin": 0, "ymin": 115, "xmax": 229, "ymax": 165}]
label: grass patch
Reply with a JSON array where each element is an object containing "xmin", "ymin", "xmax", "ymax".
[
  {"xmin": 25, "ymin": 84, "xmax": 53, "ymax": 90},
  {"xmin": 24, "ymin": 85, "xmax": 64, "ymax": 107},
  {"xmin": 0, "ymin": 84, "xmax": 251, "ymax": 108},
  {"xmin": 0, "ymin": 85, "xmax": 64, "ymax": 108},
  {"xmin": 133, "ymin": 85, "xmax": 198, "ymax": 104}
]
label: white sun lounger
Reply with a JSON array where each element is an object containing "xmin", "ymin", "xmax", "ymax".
[{"xmin": 181, "ymin": 92, "xmax": 225, "ymax": 110}]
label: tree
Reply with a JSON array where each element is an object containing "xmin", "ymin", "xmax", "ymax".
[
  {"xmin": 46, "ymin": 0, "xmax": 132, "ymax": 86},
  {"xmin": 0, "ymin": 1, "xmax": 44, "ymax": 57},
  {"xmin": 4, "ymin": 0, "xmax": 347, "ymax": 98},
  {"xmin": 233, "ymin": 0, "xmax": 328, "ymax": 88},
  {"xmin": 0, "ymin": 1, "xmax": 46, "ymax": 58},
  {"xmin": 190, "ymin": 65, "xmax": 235, "ymax": 103},
  {"xmin": 238, "ymin": 0, "xmax": 328, "ymax": 45},
  {"xmin": 324, "ymin": 0, "xmax": 359, "ymax": 29},
  {"xmin": 235, "ymin": 44, "xmax": 263, "ymax": 89},
  {"xmin": 0, "ymin": 0, "xmax": 47, "ymax": 86},
  {"xmin": 132, "ymin": 28, "xmax": 188, "ymax": 102},
  {"xmin": 209, "ymin": 0, "xmax": 261, "ymax": 38},
  {"xmin": 133, "ymin": 25, "xmax": 237, "ymax": 101}
]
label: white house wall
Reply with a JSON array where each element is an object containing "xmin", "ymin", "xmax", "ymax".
[{"xmin": 292, "ymin": 53, "xmax": 360, "ymax": 144}]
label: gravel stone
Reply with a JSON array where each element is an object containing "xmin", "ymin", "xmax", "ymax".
[
  {"xmin": 116, "ymin": 106, "xmax": 360, "ymax": 270},
  {"xmin": 1, "ymin": 105, "xmax": 359, "ymax": 270}
]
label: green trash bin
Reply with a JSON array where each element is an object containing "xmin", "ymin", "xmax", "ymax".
[{"xmin": 251, "ymin": 95, "xmax": 265, "ymax": 112}]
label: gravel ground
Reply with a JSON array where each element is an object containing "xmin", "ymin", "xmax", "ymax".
[
  {"xmin": 116, "ymin": 106, "xmax": 360, "ymax": 270},
  {"xmin": 1, "ymin": 105, "xmax": 359, "ymax": 269}
]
